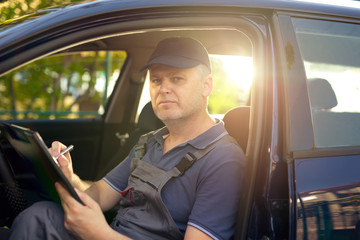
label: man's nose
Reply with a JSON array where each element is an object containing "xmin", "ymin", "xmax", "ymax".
[{"xmin": 159, "ymin": 79, "xmax": 172, "ymax": 94}]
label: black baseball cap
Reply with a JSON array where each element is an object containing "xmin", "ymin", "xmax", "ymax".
[{"xmin": 141, "ymin": 37, "xmax": 211, "ymax": 73}]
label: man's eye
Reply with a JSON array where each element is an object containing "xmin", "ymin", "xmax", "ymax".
[
  {"xmin": 173, "ymin": 77, "xmax": 183, "ymax": 81},
  {"xmin": 151, "ymin": 79, "xmax": 161, "ymax": 84}
]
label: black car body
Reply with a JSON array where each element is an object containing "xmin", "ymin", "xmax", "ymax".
[{"xmin": 0, "ymin": 0, "xmax": 360, "ymax": 239}]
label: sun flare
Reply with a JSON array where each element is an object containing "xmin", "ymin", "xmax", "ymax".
[{"xmin": 214, "ymin": 55, "xmax": 253, "ymax": 91}]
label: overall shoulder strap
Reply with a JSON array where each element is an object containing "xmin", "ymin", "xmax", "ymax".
[
  {"xmin": 174, "ymin": 134, "xmax": 237, "ymax": 176},
  {"xmin": 133, "ymin": 131, "xmax": 154, "ymax": 159}
]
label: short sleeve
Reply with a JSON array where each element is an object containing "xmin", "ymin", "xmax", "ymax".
[
  {"xmin": 187, "ymin": 142, "xmax": 245, "ymax": 240},
  {"xmin": 102, "ymin": 149, "xmax": 134, "ymax": 193}
]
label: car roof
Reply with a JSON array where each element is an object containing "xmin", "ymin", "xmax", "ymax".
[{"xmin": 1, "ymin": 0, "xmax": 359, "ymax": 43}]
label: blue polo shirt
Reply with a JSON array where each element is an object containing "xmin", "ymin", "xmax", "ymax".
[{"xmin": 104, "ymin": 121, "xmax": 245, "ymax": 240}]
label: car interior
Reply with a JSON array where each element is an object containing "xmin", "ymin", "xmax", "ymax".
[
  {"xmin": 0, "ymin": 27, "xmax": 254, "ymax": 228},
  {"xmin": 61, "ymin": 28, "xmax": 253, "ymax": 177}
]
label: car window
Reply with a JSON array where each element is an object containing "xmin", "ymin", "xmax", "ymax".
[
  {"xmin": 292, "ymin": 18, "xmax": 360, "ymax": 147},
  {"xmin": 138, "ymin": 54, "xmax": 253, "ymax": 119},
  {"xmin": 0, "ymin": 51, "xmax": 126, "ymax": 120}
]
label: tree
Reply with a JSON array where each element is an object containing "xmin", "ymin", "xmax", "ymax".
[
  {"xmin": 0, "ymin": 51, "xmax": 127, "ymax": 120},
  {"xmin": 208, "ymin": 56, "xmax": 246, "ymax": 115},
  {"xmin": 0, "ymin": 0, "xmax": 83, "ymax": 23}
]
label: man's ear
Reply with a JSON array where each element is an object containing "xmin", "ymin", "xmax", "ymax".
[{"xmin": 202, "ymin": 75, "xmax": 213, "ymax": 97}]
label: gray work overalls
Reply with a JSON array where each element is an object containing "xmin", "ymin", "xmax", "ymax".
[{"xmin": 110, "ymin": 132, "xmax": 236, "ymax": 240}]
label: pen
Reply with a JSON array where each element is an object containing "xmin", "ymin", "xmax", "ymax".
[{"xmin": 55, "ymin": 145, "xmax": 74, "ymax": 160}]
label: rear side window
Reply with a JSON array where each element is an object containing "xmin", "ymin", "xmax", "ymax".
[
  {"xmin": 292, "ymin": 18, "xmax": 360, "ymax": 147},
  {"xmin": 0, "ymin": 51, "xmax": 126, "ymax": 120}
]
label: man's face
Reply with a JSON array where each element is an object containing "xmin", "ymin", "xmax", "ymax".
[{"xmin": 149, "ymin": 64, "xmax": 212, "ymax": 122}]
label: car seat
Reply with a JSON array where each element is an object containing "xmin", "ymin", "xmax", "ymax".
[
  {"xmin": 0, "ymin": 227, "xmax": 10, "ymax": 239},
  {"xmin": 307, "ymin": 78, "xmax": 338, "ymax": 110},
  {"xmin": 98, "ymin": 102, "xmax": 164, "ymax": 178},
  {"xmin": 308, "ymin": 78, "xmax": 360, "ymax": 146},
  {"xmin": 0, "ymin": 140, "xmax": 29, "ymax": 232},
  {"xmin": 223, "ymin": 106, "xmax": 250, "ymax": 153}
]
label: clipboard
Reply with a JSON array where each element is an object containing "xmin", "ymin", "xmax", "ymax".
[{"xmin": 0, "ymin": 123, "xmax": 84, "ymax": 205}]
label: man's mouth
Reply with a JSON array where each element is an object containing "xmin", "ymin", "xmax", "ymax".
[{"xmin": 158, "ymin": 100, "xmax": 175, "ymax": 106}]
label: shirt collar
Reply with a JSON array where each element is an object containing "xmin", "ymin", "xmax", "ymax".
[{"xmin": 153, "ymin": 119, "xmax": 228, "ymax": 150}]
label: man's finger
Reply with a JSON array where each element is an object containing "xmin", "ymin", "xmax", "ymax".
[
  {"xmin": 55, "ymin": 182, "xmax": 70, "ymax": 212},
  {"xmin": 55, "ymin": 182, "xmax": 80, "ymax": 209},
  {"xmin": 57, "ymin": 155, "xmax": 69, "ymax": 168},
  {"xmin": 75, "ymin": 188, "xmax": 97, "ymax": 209},
  {"xmin": 51, "ymin": 141, "xmax": 66, "ymax": 157}
]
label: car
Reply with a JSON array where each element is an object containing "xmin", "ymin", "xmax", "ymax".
[{"xmin": 0, "ymin": 0, "xmax": 360, "ymax": 239}]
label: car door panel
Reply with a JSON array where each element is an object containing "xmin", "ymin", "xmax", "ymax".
[
  {"xmin": 5, "ymin": 119, "xmax": 104, "ymax": 180},
  {"xmin": 295, "ymin": 155, "xmax": 360, "ymax": 239}
]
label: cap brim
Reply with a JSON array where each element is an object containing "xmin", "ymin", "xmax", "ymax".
[{"xmin": 140, "ymin": 55, "xmax": 201, "ymax": 72}]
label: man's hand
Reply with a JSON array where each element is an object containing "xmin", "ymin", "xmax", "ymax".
[
  {"xmin": 55, "ymin": 182, "xmax": 129, "ymax": 240},
  {"xmin": 50, "ymin": 141, "xmax": 75, "ymax": 183},
  {"xmin": 50, "ymin": 141, "xmax": 92, "ymax": 191}
]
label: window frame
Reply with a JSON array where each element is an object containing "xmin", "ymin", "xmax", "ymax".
[
  {"xmin": 1, "ymin": 9, "xmax": 270, "ymax": 240},
  {"xmin": 277, "ymin": 12, "xmax": 360, "ymax": 159}
]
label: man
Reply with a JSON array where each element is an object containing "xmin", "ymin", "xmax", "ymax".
[{"xmin": 9, "ymin": 37, "xmax": 245, "ymax": 240}]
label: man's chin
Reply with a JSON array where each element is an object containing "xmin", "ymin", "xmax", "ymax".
[{"xmin": 157, "ymin": 114, "xmax": 182, "ymax": 122}]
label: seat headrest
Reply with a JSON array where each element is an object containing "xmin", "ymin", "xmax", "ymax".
[
  {"xmin": 138, "ymin": 102, "xmax": 164, "ymax": 131},
  {"xmin": 223, "ymin": 106, "xmax": 250, "ymax": 153},
  {"xmin": 308, "ymin": 78, "xmax": 337, "ymax": 110}
]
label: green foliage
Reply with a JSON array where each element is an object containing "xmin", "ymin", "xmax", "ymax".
[
  {"xmin": 0, "ymin": 0, "xmax": 83, "ymax": 23},
  {"xmin": 0, "ymin": 51, "xmax": 127, "ymax": 120},
  {"xmin": 208, "ymin": 57, "xmax": 243, "ymax": 115}
]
